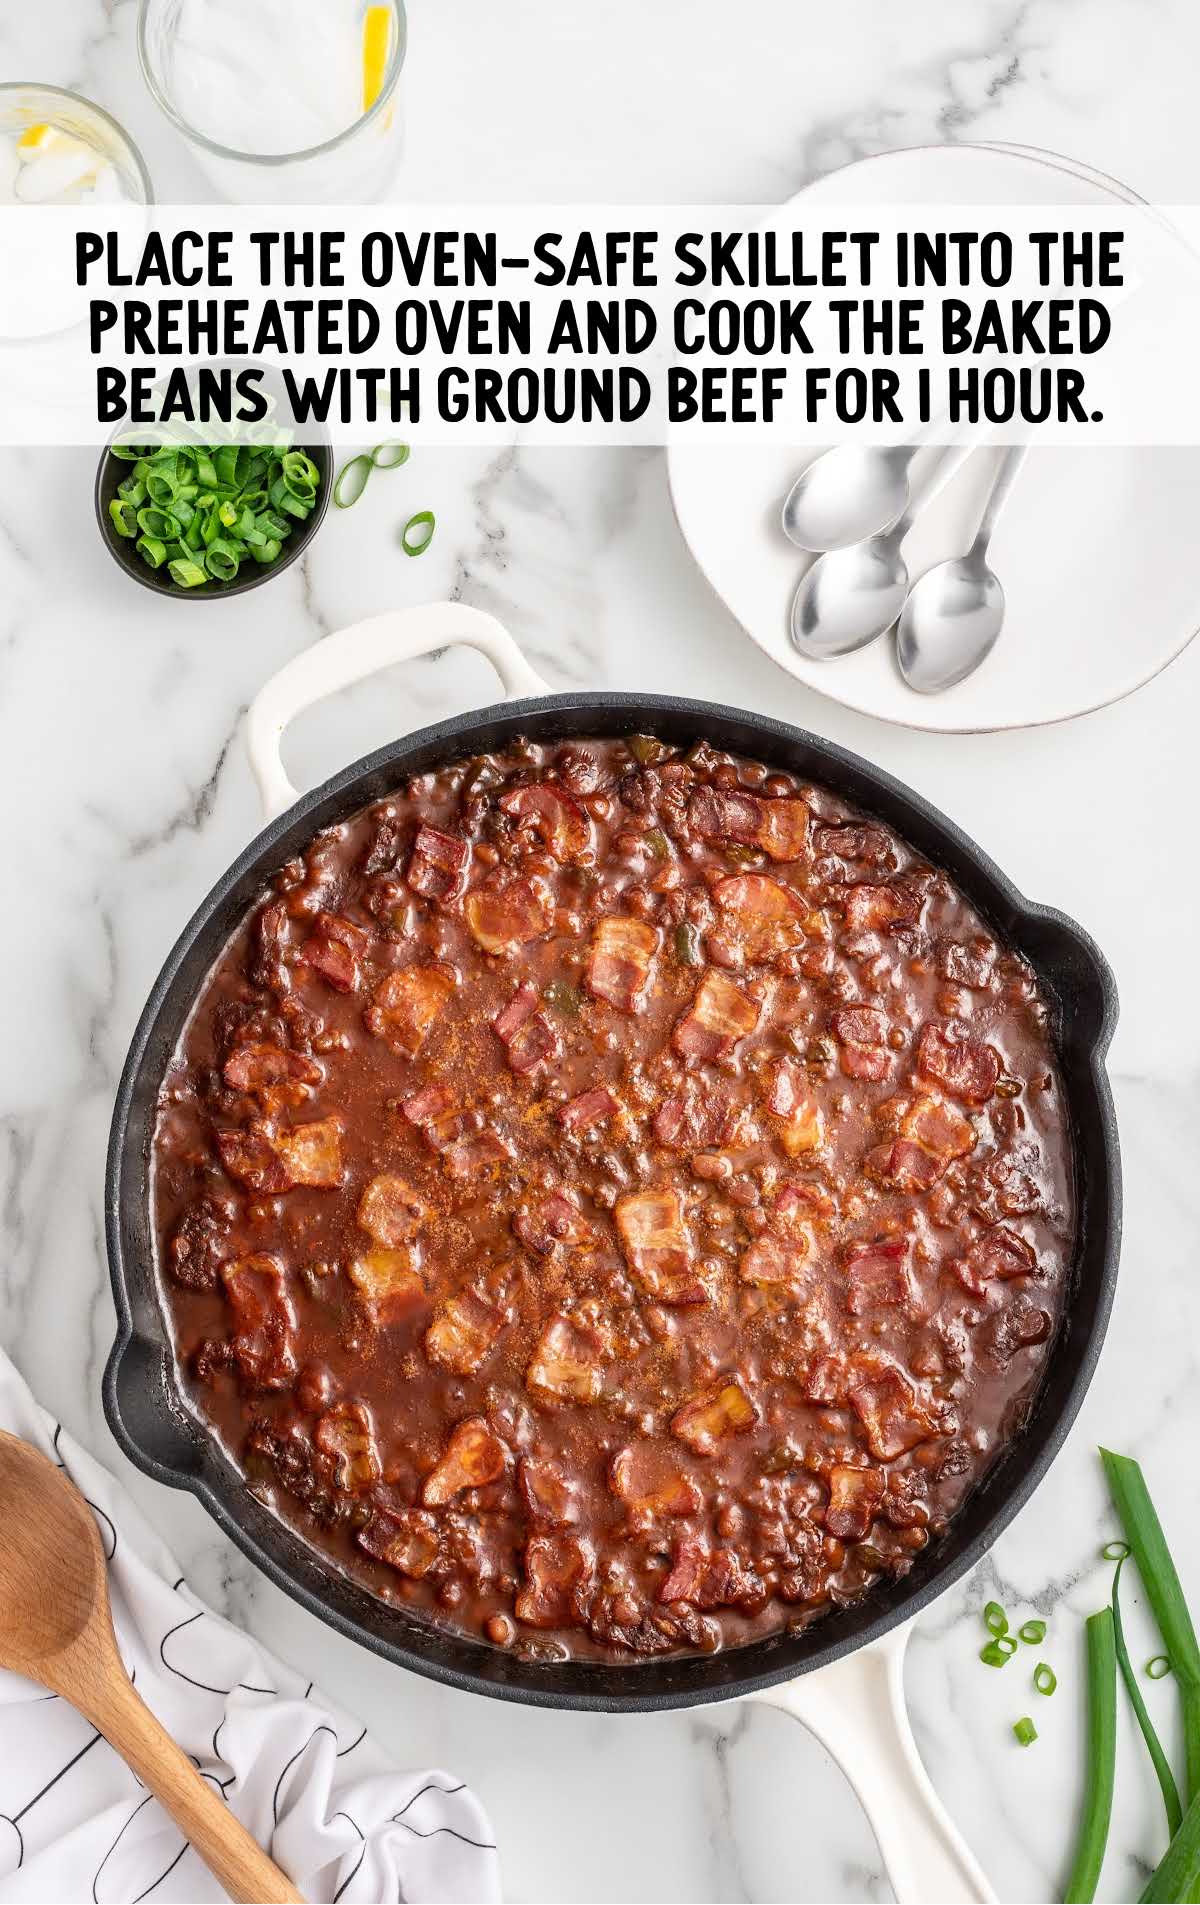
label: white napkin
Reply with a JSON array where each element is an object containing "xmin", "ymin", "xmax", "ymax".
[{"xmin": 0, "ymin": 1349, "xmax": 501, "ymax": 1904}]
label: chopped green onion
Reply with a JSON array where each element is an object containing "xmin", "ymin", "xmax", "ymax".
[
  {"xmin": 1013, "ymin": 1717, "xmax": 1038, "ymax": 1747},
  {"xmin": 167, "ymin": 557, "xmax": 207, "ymax": 588},
  {"xmin": 135, "ymin": 534, "xmax": 166, "ymax": 569},
  {"xmin": 984, "ymin": 1602, "xmax": 1010, "ymax": 1636},
  {"xmin": 401, "ymin": 508, "xmax": 436, "ymax": 556},
  {"xmin": 204, "ymin": 539, "xmax": 240, "ymax": 583},
  {"xmin": 1064, "ymin": 1607, "xmax": 1117, "ymax": 1904},
  {"xmin": 980, "ymin": 1641, "xmax": 1011, "ymax": 1667},
  {"xmin": 1112, "ymin": 1555, "xmax": 1183, "ymax": 1840},
  {"xmin": 108, "ymin": 498, "xmax": 138, "ymax": 538},
  {"xmin": 250, "ymin": 536, "xmax": 282, "ymax": 564},
  {"xmin": 1034, "ymin": 1662, "xmax": 1057, "ymax": 1696},
  {"xmin": 333, "ymin": 453, "xmax": 372, "ymax": 508},
  {"xmin": 1148, "ymin": 1657, "xmax": 1172, "ymax": 1681},
  {"xmin": 1102, "ymin": 1447, "xmax": 1200, "ymax": 1803},
  {"xmin": 645, "ymin": 827, "xmax": 670, "ymax": 859},
  {"xmin": 371, "ymin": 439, "xmax": 410, "ymax": 468},
  {"xmin": 1020, "ymin": 1619, "xmax": 1047, "ymax": 1645},
  {"xmin": 1103, "ymin": 1540, "xmax": 1132, "ymax": 1561}
]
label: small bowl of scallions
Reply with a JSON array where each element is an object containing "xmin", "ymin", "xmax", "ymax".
[{"xmin": 95, "ymin": 432, "xmax": 331, "ymax": 599}]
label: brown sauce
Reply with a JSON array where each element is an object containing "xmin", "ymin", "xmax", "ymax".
[{"xmin": 153, "ymin": 733, "xmax": 1074, "ymax": 1663}]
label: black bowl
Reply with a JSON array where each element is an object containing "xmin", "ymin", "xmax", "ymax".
[{"xmin": 94, "ymin": 436, "xmax": 332, "ymax": 601}]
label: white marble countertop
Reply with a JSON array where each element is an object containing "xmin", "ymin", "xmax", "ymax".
[{"xmin": 3, "ymin": 2, "xmax": 1200, "ymax": 1899}]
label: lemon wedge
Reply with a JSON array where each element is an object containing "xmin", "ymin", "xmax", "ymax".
[
  {"xmin": 16, "ymin": 122, "xmax": 62, "ymax": 156},
  {"xmin": 362, "ymin": 5, "xmax": 392, "ymax": 111}
]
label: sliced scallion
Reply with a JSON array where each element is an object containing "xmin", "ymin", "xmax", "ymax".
[
  {"xmin": 109, "ymin": 498, "xmax": 138, "ymax": 538},
  {"xmin": 1013, "ymin": 1717, "xmax": 1038, "ymax": 1747},
  {"xmin": 1020, "ymin": 1619, "xmax": 1048, "ymax": 1645},
  {"xmin": 371, "ymin": 439, "xmax": 410, "ymax": 468},
  {"xmin": 1103, "ymin": 1540, "xmax": 1132, "ymax": 1562},
  {"xmin": 984, "ymin": 1603, "xmax": 1010, "ymax": 1636},
  {"xmin": 333, "ymin": 453, "xmax": 372, "ymax": 508},
  {"xmin": 167, "ymin": 557, "xmax": 206, "ymax": 587},
  {"xmin": 401, "ymin": 508, "xmax": 435, "ymax": 556},
  {"xmin": 1148, "ymin": 1657, "xmax": 1172, "ymax": 1681},
  {"xmin": 1034, "ymin": 1662, "xmax": 1057, "ymax": 1696}
]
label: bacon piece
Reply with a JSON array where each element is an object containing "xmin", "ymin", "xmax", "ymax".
[
  {"xmin": 425, "ymin": 1289, "xmax": 505, "ymax": 1374},
  {"xmin": 400, "ymin": 1083, "xmax": 469, "ymax": 1152},
  {"xmin": 519, "ymin": 1455, "xmax": 581, "ymax": 1527},
  {"xmin": 615, "ymin": 1189, "xmax": 705, "ymax": 1305},
  {"xmin": 357, "ymin": 1173, "xmax": 426, "ymax": 1246},
  {"xmin": 315, "ymin": 1402, "xmax": 381, "ymax": 1492},
  {"xmin": 917, "ymin": 1022, "xmax": 1001, "ymax": 1105},
  {"xmin": 514, "ymin": 1534, "xmax": 594, "ymax": 1628},
  {"xmin": 864, "ymin": 1138, "xmax": 945, "ymax": 1194},
  {"xmin": 492, "ymin": 982, "xmax": 561, "ymax": 1075},
  {"xmin": 843, "ymin": 883, "xmax": 920, "ymax": 933},
  {"xmin": 825, "ymin": 1465, "xmax": 886, "ymax": 1539},
  {"xmin": 513, "ymin": 1191, "xmax": 590, "ymax": 1256},
  {"xmin": 443, "ymin": 1129, "xmax": 511, "ymax": 1181},
  {"xmin": 671, "ymin": 1379, "xmax": 757, "ymax": 1454},
  {"xmin": 688, "ymin": 785, "xmax": 809, "ymax": 862},
  {"xmin": 609, "ymin": 1443, "xmax": 701, "ymax": 1518},
  {"xmin": 740, "ymin": 1224, "xmax": 810, "ymax": 1288},
  {"xmin": 422, "ymin": 1417, "xmax": 506, "ymax": 1506},
  {"xmin": 978, "ymin": 1294, "xmax": 1052, "ymax": 1371},
  {"xmin": 366, "ymin": 964, "xmax": 456, "ymax": 1058},
  {"xmin": 302, "ymin": 913, "xmax": 369, "ymax": 993},
  {"xmin": 357, "ymin": 1507, "xmax": 439, "ymax": 1578},
  {"xmin": 464, "ymin": 877, "xmax": 553, "ymax": 954},
  {"xmin": 713, "ymin": 874, "xmax": 806, "ymax": 961},
  {"xmin": 844, "ymin": 1239, "xmax": 911, "ymax": 1315},
  {"xmin": 499, "ymin": 781, "xmax": 591, "ymax": 862},
  {"xmin": 833, "ymin": 1006, "xmax": 891, "ymax": 1082},
  {"xmin": 221, "ymin": 1255, "xmax": 296, "ymax": 1388},
  {"xmin": 407, "ymin": 822, "xmax": 470, "ymax": 902},
  {"xmin": 672, "ymin": 971, "xmax": 759, "ymax": 1061},
  {"xmin": 847, "ymin": 1361, "xmax": 945, "ymax": 1461},
  {"xmin": 654, "ymin": 1077, "xmax": 734, "ymax": 1150},
  {"xmin": 559, "ymin": 1087, "xmax": 619, "ymax": 1132},
  {"xmin": 273, "ymin": 1118, "xmax": 344, "ymax": 1188},
  {"xmin": 813, "ymin": 823, "xmax": 893, "ymax": 867},
  {"xmin": 526, "ymin": 1315, "xmax": 605, "ymax": 1404},
  {"xmin": 953, "ymin": 1227, "xmax": 1037, "ymax": 1296},
  {"xmin": 902, "ymin": 1092, "xmax": 976, "ymax": 1161},
  {"xmin": 585, "ymin": 915, "xmax": 658, "ymax": 1013},
  {"xmin": 223, "ymin": 1042, "xmax": 322, "ymax": 1108},
  {"xmin": 765, "ymin": 1059, "xmax": 826, "ymax": 1156},
  {"xmin": 348, "ymin": 1247, "xmax": 426, "ymax": 1323},
  {"xmin": 659, "ymin": 1539, "xmax": 766, "ymax": 1611},
  {"xmin": 216, "ymin": 1124, "xmax": 293, "ymax": 1193}
]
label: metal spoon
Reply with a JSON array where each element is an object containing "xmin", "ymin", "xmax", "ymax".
[
  {"xmin": 896, "ymin": 445, "xmax": 1029, "ymax": 694},
  {"xmin": 790, "ymin": 503, "xmax": 918, "ymax": 658},
  {"xmin": 781, "ymin": 442, "xmax": 922, "ymax": 552}
]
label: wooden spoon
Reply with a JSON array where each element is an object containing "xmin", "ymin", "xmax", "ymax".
[{"xmin": 0, "ymin": 1429, "xmax": 302, "ymax": 1903}]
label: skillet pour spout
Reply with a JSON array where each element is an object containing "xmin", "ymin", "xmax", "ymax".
[{"xmin": 104, "ymin": 606, "xmax": 1120, "ymax": 1716}]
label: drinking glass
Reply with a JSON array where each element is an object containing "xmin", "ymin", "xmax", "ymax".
[{"xmin": 138, "ymin": 0, "xmax": 406, "ymax": 203}]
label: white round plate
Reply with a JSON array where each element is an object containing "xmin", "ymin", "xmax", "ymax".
[{"xmin": 667, "ymin": 144, "xmax": 1200, "ymax": 731}]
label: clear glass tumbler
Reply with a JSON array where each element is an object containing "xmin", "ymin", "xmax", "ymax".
[
  {"xmin": 0, "ymin": 82, "xmax": 153, "ymax": 206},
  {"xmin": 138, "ymin": 0, "xmax": 406, "ymax": 203}
]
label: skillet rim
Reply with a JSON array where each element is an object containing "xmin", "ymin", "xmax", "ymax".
[{"xmin": 103, "ymin": 690, "xmax": 1122, "ymax": 1712}]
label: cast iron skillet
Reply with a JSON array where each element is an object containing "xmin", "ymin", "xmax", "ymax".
[{"xmin": 104, "ymin": 606, "xmax": 1121, "ymax": 1725}]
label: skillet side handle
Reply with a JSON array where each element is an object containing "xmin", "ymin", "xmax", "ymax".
[
  {"xmin": 245, "ymin": 602, "xmax": 550, "ymax": 820},
  {"xmin": 753, "ymin": 1624, "xmax": 996, "ymax": 1905}
]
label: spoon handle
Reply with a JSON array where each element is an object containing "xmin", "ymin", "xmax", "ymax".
[
  {"xmin": 58, "ymin": 1635, "xmax": 304, "ymax": 1903},
  {"xmin": 974, "ymin": 444, "xmax": 1029, "ymax": 551}
]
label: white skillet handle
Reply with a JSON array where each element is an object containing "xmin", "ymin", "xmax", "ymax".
[
  {"xmin": 753, "ymin": 1624, "xmax": 995, "ymax": 1904},
  {"xmin": 245, "ymin": 601, "xmax": 550, "ymax": 821}
]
